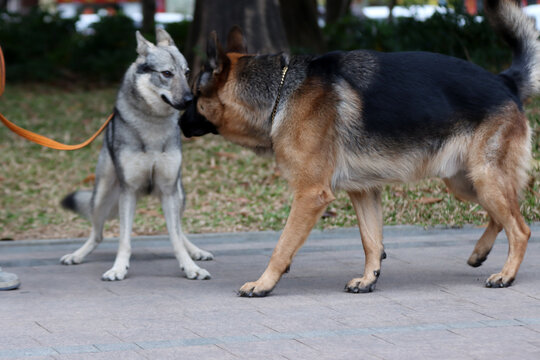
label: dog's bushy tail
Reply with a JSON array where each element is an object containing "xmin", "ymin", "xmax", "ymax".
[
  {"xmin": 485, "ymin": 0, "xmax": 540, "ymax": 101},
  {"xmin": 61, "ymin": 190, "xmax": 92, "ymax": 220}
]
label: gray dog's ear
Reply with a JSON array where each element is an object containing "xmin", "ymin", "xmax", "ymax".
[
  {"xmin": 156, "ymin": 28, "xmax": 175, "ymax": 47},
  {"xmin": 136, "ymin": 31, "xmax": 154, "ymax": 56}
]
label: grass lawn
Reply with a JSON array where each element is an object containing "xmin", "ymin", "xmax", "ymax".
[{"xmin": 0, "ymin": 84, "xmax": 539, "ymax": 240}]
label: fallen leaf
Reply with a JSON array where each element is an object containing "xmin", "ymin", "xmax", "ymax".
[
  {"xmin": 139, "ymin": 209, "xmax": 161, "ymax": 217},
  {"xmin": 82, "ymin": 174, "xmax": 95, "ymax": 184},
  {"xmin": 415, "ymin": 197, "xmax": 443, "ymax": 204},
  {"xmin": 216, "ymin": 151, "xmax": 237, "ymax": 159}
]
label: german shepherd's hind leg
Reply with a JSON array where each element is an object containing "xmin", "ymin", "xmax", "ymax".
[
  {"xmin": 161, "ymin": 193, "xmax": 211, "ymax": 280},
  {"xmin": 443, "ymin": 173, "xmax": 503, "ymax": 268},
  {"xmin": 238, "ymin": 186, "xmax": 335, "ymax": 297},
  {"xmin": 474, "ymin": 177, "xmax": 530, "ymax": 287},
  {"xmin": 468, "ymin": 111, "xmax": 532, "ymax": 288},
  {"xmin": 345, "ymin": 189, "xmax": 384, "ymax": 293},
  {"xmin": 467, "ymin": 218, "xmax": 503, "ymax": 268}
]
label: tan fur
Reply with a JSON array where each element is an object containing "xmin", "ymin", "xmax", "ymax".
[{"xmin": 465, "ymin": 103, "xmax": 532, "ymax": 285}]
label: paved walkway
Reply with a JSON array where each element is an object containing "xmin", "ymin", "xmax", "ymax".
[{"xmin": 1, "ymin": 225, "xmax": 540, "ymax": 359}]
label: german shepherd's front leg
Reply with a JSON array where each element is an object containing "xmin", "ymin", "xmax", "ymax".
[
  {"xmin": 346, "ymin": 189, "xmax": 385, "ymax": 293},
  {"xmin": 238, "ymin": 186, "xmax": 335, "ymax": 297}
]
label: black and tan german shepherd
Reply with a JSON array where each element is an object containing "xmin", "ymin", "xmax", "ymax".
[{"xmin": 181, "ymin": 0, "xmax": 535, "ymax": 297}]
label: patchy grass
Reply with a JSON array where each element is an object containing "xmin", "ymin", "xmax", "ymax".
[{"xmin": 0, "ymin": 84, "xmax": 539, "ymax": 240}]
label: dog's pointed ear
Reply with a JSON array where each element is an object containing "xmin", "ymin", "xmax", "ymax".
[
  {"xmin": 136, "ymin": 31, "xmax": 154, "ymax": 56},
  {"xmin": 207, "ymin": 31, "xmax": 219, "ymax": 70},
  {"xmin": 156, "ymin": 28, "xmax": 175, "ymax": 47},
  {"xmin": 226, "ymin": 26, "xmax": 247, "ymax": 53}
]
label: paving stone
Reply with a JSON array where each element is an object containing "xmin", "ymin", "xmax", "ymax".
[{"xmin": 0, "ymin": 225, "xmax": 538, "ymax": 359}]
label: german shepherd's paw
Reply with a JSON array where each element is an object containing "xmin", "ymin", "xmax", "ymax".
[
  {"xmin": 60, "ymin": 253, "xmax": 84, "ymax": 265},
  {"xmin": 189, "ymin": 249, "xmax": 214, "ymax": 261},
  {"xmin": 485, "ymin": 272, "xmax": 514, "ymax": 288},
  {"xmin": 467, "ymin": 253, "xmax": 488, "ymax": 268},
  {"xmin": 102, "ymin": 266, "xmax": 129, "ymax": 281},
  {"xmin": 345, "ymin": 271, "xmax": 380, "ymax": 293},
  {"xmin": 237, "ymin": 281, "xmax": 274, "ymax": 297},
  {"xmin": 184, "ymin": 267, "xmax": 211, "ymax": 280}
]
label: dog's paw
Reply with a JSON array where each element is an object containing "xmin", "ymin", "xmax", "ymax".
[
  {"xmin": 101, "ymin": 266, "xmax": 129, "ymax": 281},
  {"xmin": 184, "ymin": 267, "xmax": 211, "ymax": 280},
  {"xmin": 485, "ymin": 272, "xmax": 514, "ymax": 288},
  {"xmin": 190, "ymin": 249, "xmax": 214, "ymax": 261},
  {"xmin": 237, "ymin": 281, "xmax": 274, "ymax": 297},
  {"xmin": 467, "ymin": 252, "xmax": 488, "ymax": 268},
  {"xmin": 345, "ymin": 271, "xmax": 380, "ymax": 293},
  {"xmin": 60, "ymin": 253, "xmax": 84, "ymax": 265}
]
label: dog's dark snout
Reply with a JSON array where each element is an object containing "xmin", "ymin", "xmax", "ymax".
[{"xmin": 183, "ymin": 94, "xmax": 194, "ymax": 105}]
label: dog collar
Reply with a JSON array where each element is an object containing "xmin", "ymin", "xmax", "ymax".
[{"xmin": 270, "ymin": 65, "xmax": 289, "ymax": 125}]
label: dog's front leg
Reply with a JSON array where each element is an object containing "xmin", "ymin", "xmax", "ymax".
[
  {"xmin": 102, "ymin": 191, "xmax": 136, "ymax": 281},
  {"xmin": 238, "ymin": 186, "xmax": 335, "ymax": 297},
  {"xmin": 345, "ymin": 189, "xmax": 385, "ymax": 293}
]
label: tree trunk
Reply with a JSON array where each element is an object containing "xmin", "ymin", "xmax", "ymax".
[
  {"xmin": 19, "ymin": 0, "xmax": 38, "ymax": 14},
  {"xmin": 326, "ymin": 0, "xmax": 352, "ymax": 25},
  {"xmin": 0, "ymin": 0, "xmax": 8, "ymax": 11},
  {"xmin": 186, "ymin": 0, "xmax": 289, "ymax": 74},
  {"xmin": 141, "ymin": 0, "xmax": 156, "ymax": 37},
  {"xmin": 279, "ymin": 0, "xmax": 324, "ymax": 54},
  {"xmin": 388, "ymin": 0, "xmax": 397, "ymax": 23}
]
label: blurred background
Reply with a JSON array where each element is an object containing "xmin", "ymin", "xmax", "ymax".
[
  {"xmin": 0, "ymin": 0, "xmax": 539, "ymax": 240},
  {"xmin": 3, "ymin": 0, "xmax": 540, "ymax": 83}
]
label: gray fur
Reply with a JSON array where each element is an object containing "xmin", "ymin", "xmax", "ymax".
[
  {"xmin": 485, "ymin": 0, "xmax": 540, "ymax": 100},
  {"xmin": 60, "ymin": 30, "xmax": 213, "ymax": 281}
]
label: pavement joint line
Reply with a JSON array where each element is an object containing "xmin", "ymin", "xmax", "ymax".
[
  {"xmin": 2, "ymin": 224, "xmax": 538, "ymax": 248},
  {"xmin": 2, "ymin": 231, "xmax": 539, "ymax": 268},
  {"xmin": 1, "ymin": 318, "xmax": 538, "ymax": 358}
]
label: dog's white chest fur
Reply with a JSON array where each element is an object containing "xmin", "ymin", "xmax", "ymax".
[{"xmin": 117, "ymin": 119, "xmax": 182, "ymax": 194}]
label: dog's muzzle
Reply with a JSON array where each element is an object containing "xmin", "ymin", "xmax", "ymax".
[
  {"xmin": 179, "ymin": 99, "xmax": 219, "ymax": 138},
  {"xmin": 162, "ymin": 94, "xmax": 193, "ymax": 111}
]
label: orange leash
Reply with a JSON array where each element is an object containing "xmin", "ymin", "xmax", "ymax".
[{"xmin": 0, "ymin": 45, "xmax": 113, "ymax": 150}]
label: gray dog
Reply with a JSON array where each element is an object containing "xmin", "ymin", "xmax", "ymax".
[{"xmin": 61, "ymin": 29, "xmax": 213, "ymax": 281}]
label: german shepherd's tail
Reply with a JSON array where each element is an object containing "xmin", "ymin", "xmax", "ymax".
[
  {"xmin": 485, "ymin": 0, "xmax": 540, "ymax": 101},
  {"xmin": 61, "ymin": 191, "xmax": 93, "ymax": 220}
]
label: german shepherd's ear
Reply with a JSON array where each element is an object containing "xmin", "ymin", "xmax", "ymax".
[
  {"xmin": 136, "ymin": 31, "xmax": 154, "ymax": 57},
  {"xmin": 226, "ymin": 25, "xmax": 247, "ymax": 53},
  {"xmin": 207, "ymin": 31, "xmax": 219, "ymax": 70},
  {"xmin": 206, "ymin": 31, "xmax": 228, "ymax": 74}
]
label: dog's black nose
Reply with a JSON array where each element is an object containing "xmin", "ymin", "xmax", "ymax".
[{"xmin": 183, "ymin": 94, "xmax": 194, "ymax": 105}]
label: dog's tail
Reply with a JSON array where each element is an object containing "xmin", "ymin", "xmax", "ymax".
[
  {"xmin": 484, "ymin": 0, "xmax": 540, "ymax": 101},
  {"xmin": 61, "ymin": 191, "xmax": 92, "ymax": 221}
]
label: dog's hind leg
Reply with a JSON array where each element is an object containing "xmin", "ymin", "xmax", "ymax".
[
  {"xmin": 467, "ymin": 218, "xmax": 503, "ymax": 268},
  {"xmin": 181, "ymin": 232, "xmax": 214, "ymax": 261},
  {"xmin": 345, "ymin": 189, "xmax": 384, "ymax": 293},
  {"xmin": 468, "ymin": 110, "xmax": 531, "ymax": 287},
  {"xmin": 443, "ymin": 173, "xmax": 503, "ymax": 268},
  {"xmin": 472, "ymin": 176, "xmax": 530, "ymax": 287},
  {"xmin": 162, "ymin": 192, "xmax": 211, "ymax": 280},
  {"xmin": 176, "ymin": 182, "xmax": 213, "ymax": 261},
  {"xmin": 61, "ymin": 166, "xmax": 119, "ymax": 265}
]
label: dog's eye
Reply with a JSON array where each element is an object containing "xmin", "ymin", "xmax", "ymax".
[
  {"xmin": 185, "ymin": 69, "xmax": 191, "ymax": 77},
  {"xmin": 161, "ymin": 71, "xmax": 174, "ymax": 78}
]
